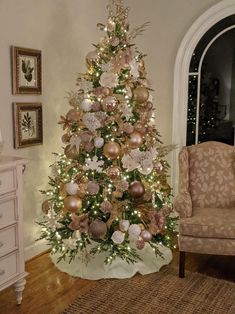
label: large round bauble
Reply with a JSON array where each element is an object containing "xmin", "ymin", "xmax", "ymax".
[
  {"xmin": 102, "ymin": 96, "xmax": 117, "ymax": 112},
  {"xmin": 86, "ymin": 50, "xmax": 98, "ymax": 66},
  {"xmin": 64, "ymin": 145, "xmax": 79, "ymax": 160},
  {"xmin": 94, "ymin": 137, "xmax": 104, "ymax": 148},
  {"xmin": 141, "ymin": 230, "xmax": 152, "ymax": 242},
  {"xmin": 66, "ymin": 109, "xmax": 80, "ymax": 122},
  {"xmin": 65, "ymin": 182, "xmax": 79, "ymax": 195},
  {"xmin": 107, "ymin": 166, "xmax": 121, "ymax": 181},
  {"xmin": 89, "ymin": 220, "xmax": 107, "ymax": 240},
  {"xmin": 42, "ymin": 200, "xmax": 50, "ymax": 214},
  {"xmin": 133, "ymin": 86, "xmax": 149, "ymax": 104},
  {"xmin": 80, "ymin": 99, "xmax": 92, "ymax": 112},
  {"xmin": 127, "ymin": 131, "xmax": 143, "ymax": 149},
  {"xmin": 101, "ymin": 200, "xmax": 113, "ymax": 214},
  {"xmin": 128, "ymin": 181, "xmax": 145, "ymax": 198},
  {"xmin": 64, "ymin": 196, "xmax": 82, "ymax": 213},
  {"xmin": 103, "ymin": 142, "xmax": 121, "ymax": 160},
  {"xmin": 134, "ymin": 123, "xmax": 147, "ymax": 135}
]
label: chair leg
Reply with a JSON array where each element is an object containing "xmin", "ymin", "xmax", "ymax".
[{"xmin": 179, "ymin": 251, "xmax": 186, "ymax": 278}]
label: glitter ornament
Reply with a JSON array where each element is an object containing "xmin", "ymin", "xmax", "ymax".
[
  {"xmin": 87, "ymin": 181, "xmax": 100, "ymax": 195},
  {"xmin": 64, "ymin": 196, "xmax": 82, "ymax": 213},
  {"xmin": 107, "ymin": 166, "xmax": 121, "ymax": 181},
  {"xmin": 119, "ymin": 220, "xmax": 130, "ymax": 232},
  {"xmin": 136, "ymin": 238, "xmax": 145, "ymax": 250},
  {"xmin": 65, "ymin": 182, "xmax": 79, "ymax": 195},
  {"xmin": 140, "ymin": 230, "xmax": 152, "ymax": 242},
  {"xmin": 133, "ymin": 86, "xmax": 149, "ymax": 104},
  {"xmin": 102, "ymin": 96, "xmax": 117, "ymax": 112},
  {"xmin": 128, "ymin": 181, "xmax": 145, "ymax": 198},
  {"xmin": 80, "ymin": 99, "xmax": 93, "ymax": 112},
  {"xmin": 127, "ymin": 131, "xmax": 143, "ymax": 149},
  {"xmin": 128, "ymin": 224, "xmax": 142, "ymax": 238},
  {"xmin": 61, "ymin": 133, "xmax": 70, "ymax": 144},
  {"xmin": 111, "ymin": 231, "xmax": 125, "ymax": 244},
  {"xmin": 89, "ymin": 220, "xmax": 107, "ymax": 240},
  {"xmin": 103, "ymin": 142, "xmax": 121, "ymax": 160},
  {"xmin": 101, "ymin": 200, "xmax": 113, "ymax": 213},
  {"xmin": 94, "ymin": 137, "xmax": 104, "ymax": 148}
]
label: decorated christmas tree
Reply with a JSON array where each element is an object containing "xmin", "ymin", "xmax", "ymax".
[{"xmin": 39, "ymin": 0, "xmax": 177, "ymax": 266}]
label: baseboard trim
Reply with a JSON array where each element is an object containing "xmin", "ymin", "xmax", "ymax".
[{"xmin": 24, "ymin": 240, "xmax": 49, "ymax": 261}]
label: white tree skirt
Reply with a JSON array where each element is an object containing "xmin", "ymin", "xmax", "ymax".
[{"xmin": 50, "ymin": 243, "xmax": 172, "ymax": 280}]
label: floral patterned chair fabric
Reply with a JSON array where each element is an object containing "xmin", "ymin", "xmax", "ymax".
[{"xmin": 174, "ymin": 141, "xmax": 235, "ymax": 277}]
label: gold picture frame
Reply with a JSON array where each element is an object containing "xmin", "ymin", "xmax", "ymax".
[
  {"xmin": 11, "ymin": 46, "xmax": 42, "ymax": 94},
  {"xmin": 13, "ymin": 103, "xmax": 43, "ymax": 148}
]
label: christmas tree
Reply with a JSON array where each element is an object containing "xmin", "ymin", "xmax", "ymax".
[{"xmin": 39, "ymin": 0, "xmax": 177, "ymax": 265}]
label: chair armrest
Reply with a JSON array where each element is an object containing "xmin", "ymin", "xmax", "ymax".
[{"xmin": 173, "ymin": 192, "xmax": 192, "ymax": 218}]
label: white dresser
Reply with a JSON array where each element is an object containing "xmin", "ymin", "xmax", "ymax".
[{"xmin": 0, "ymin": 156, "xmax": 28, "ymax": 304}]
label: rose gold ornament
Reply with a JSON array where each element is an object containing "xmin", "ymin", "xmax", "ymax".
[
  {"xmin": 134, "ymin": 123, "xmax": 147, "ymax": 135},
  {"xmin": 64, "ymin": 196, "xmax": 82, "ymax": 213},
  {"xmin": 102, "ymin": 96, "xmax": 117, "ymax": 112},
  {"xmin": 42, "ymin": 200, "xmax": 50, "ymax": 214},
  {"xmin": 66, "ymin": 109, "xmax": 80, "ymax": 122},
  {"xmin": 128, "ymin": 181, "xmax": 145, "ymax": 198},
  {"xmin": 136, "ymin": 238, "xmax": 145, "ymax": 250},
  {"xmin": 127, "ymin": 131, "xmax": 143, "ymax": 149},
  {"xmin": 141, "ymin": 230, "xmax": 152, "ymax": 242},
  {"xmin": 87, "ymin": 181, "xmax": 100, "ymax": 195},
  {"xmin": 89, "ymin": 220, "xmax": 107, "ymax": 240},
  {"xmin": 123, "ymin": 123, "xmax": 134, "ymax": 134},
  {"xmin": 65, "ymin": 182, "xmax": 79, "ymax": 195},
  {"xmin": 86, "ymin": 50, "xmax": 98, "ymax": 66},
  {"xmin": 107, "ymin": 166, "xmax": 121, "ymax": 181},
  {"xmin": 133, "ymin": 86, "xmax": 149, "ymax": 104},
  {"xmin": 61, "ymin": 133, "xmax": 70, "ymax": 144},
  {"xmin": 103, "ymin": 142, "xmax": 121, "ymax": 160},
  {"xmin": 101, "ymin": 200, "xmax": 113, "ymax": 213},
  {"xmin": 112, "ymin": 190, "xmax": 123, "ymax": 198},
  {"xmin": 64, "ymin": 145, "xmax": 79, "ymax": 160}
]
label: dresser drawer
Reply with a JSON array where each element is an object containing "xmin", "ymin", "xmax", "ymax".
[
  {"xmin": 0, "ymin": 251, "xmax": 17, "ymax": 285},
  {"xmin": 0, "ymin": 168, "xmax": 16, "ymax": 195},
  {"xmin": 0, "ymin": 197, "xmax": 17, "ymax": 229},
  {"xmin": 0, "ymin": 225, "xmax": 17, "ymax": 257}
]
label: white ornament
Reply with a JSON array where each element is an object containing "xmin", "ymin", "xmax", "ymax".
[
  {"xmin": 94, "ymin": 137, "xmax": 104, "ymax": 148},
  {"xmin": 63, "ymin": 238, "xmax": 77, "ymax": 250},
  {"xmin": 129, "ymin": 60, "xmax": 139, "ymax": 79},
  {"xmin": 80, "ymin": 99, "xmax": 93, "ymax": 112},
  {"xmin": 128, "ymin": 224, "xmax": 141, "ymax": 238},
  {"xmin": 72, "ymin": 230, "xmax": 81, "ymax": 240},
  {"xmin": 84, "ymin": 156, "xmax": 104, "ymax": 173},
  {"xmin": 100, "ymin": 72, "xmax": 118, "ymax": 88},
  {"xmin": 65, "ymin": 182, "xmax": 79, "ymax": 195},
  {"xmin": 70, "ymin": 135, "xmax": 81, "ymax": 151},
  {"xmin": 82, "ymin": 113, "xmax": 101, "ymax": 132},
  {"xmin": 111, "ymin": 231, "xmax": 125, "ymax": 244},
  {"xmin": 119, "ymin": 220, "xmax": 130, "ymax": 232},
  {"xmin": 120, "ymin": 103, "xmax": 133, "ymax": 120}
]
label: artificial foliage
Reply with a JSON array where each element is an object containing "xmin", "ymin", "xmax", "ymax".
[{"xmin": 38, "ymin": 0, "xmax": 178, "ymax": 265}]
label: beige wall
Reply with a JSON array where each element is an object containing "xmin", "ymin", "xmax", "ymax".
[{"xmin": 0, "ymin": 0, "xmax": 219, "ymax": 258}]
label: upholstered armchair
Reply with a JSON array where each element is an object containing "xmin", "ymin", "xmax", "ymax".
[{"xmin": 174, "ymin": 141, "xmax": 235, "ymax": 278}]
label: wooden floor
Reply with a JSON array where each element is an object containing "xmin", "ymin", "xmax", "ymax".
[{"xmin": 0, "ymin": 251, "xmax": 235, "ymax": 314}]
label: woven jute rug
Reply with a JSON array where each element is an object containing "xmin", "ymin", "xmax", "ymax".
[{"xmin": 62, "ymin": 266, "xmax": 235, "ymax": 314}]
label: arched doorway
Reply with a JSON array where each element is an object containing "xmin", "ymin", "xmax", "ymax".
[{"xmin": 172, "ymin": 0, "xmax": 235, "ymax": 191}]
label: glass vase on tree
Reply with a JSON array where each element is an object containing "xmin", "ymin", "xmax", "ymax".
[{"xmin": 38, "ymin": 0, "xmax": 178, "ymax": 279}]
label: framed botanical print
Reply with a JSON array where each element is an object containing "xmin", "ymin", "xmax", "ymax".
[
  {"xmin": 13, "ymin": 103, "xmax": 43, "ymax": 148},
  {"xmin": 11, "ymin": 46, "xmax": 42, "ymax": 94}
]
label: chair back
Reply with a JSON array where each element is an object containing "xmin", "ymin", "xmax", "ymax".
[{"xmin": 181, "ymin": 141, "xmax": 235, "ymax": 208}]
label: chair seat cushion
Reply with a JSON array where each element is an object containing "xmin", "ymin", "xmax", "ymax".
[{"xmin": 180, "ymin": 207, "xmax": 235, "ymax": 239}]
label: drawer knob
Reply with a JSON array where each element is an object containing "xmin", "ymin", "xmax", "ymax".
[
  {"xmin": 0, "ymin": 269, "xmax": 5, "ymax": 276},
  {"xmin": 0, "ymin": 242, "xmax": 3, "ymax": 247}
]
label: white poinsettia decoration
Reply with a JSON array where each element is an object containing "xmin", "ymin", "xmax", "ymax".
[
  {"xmin": 63, "ymin": 238, "xmax": 78, "ymax": 250},
  {"xmin": 82, "ymin": 113, "xmax": 101, "ymax": 132},
  {"xmin": 100, "ymin": 72, "xmax": 119, "ymax": 88},
  {"xmin": 122, "ymin": 148, "xmax": 157, "ymax": 175},
  {"xmin": 77, "ymin": 79, "xmax": 93, "ymax": 93},
  {"xmin": 119, "ymin": 103, "xmax": 133, "ymax": 120},
  {"xmin": 84, "ymin": 156, "xmax": 104, "ymax": 173}
]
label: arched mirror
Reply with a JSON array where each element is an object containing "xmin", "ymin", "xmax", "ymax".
[{"xmin": 186, "ymin": 15, "xmax": 235, "ymax": 146}]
